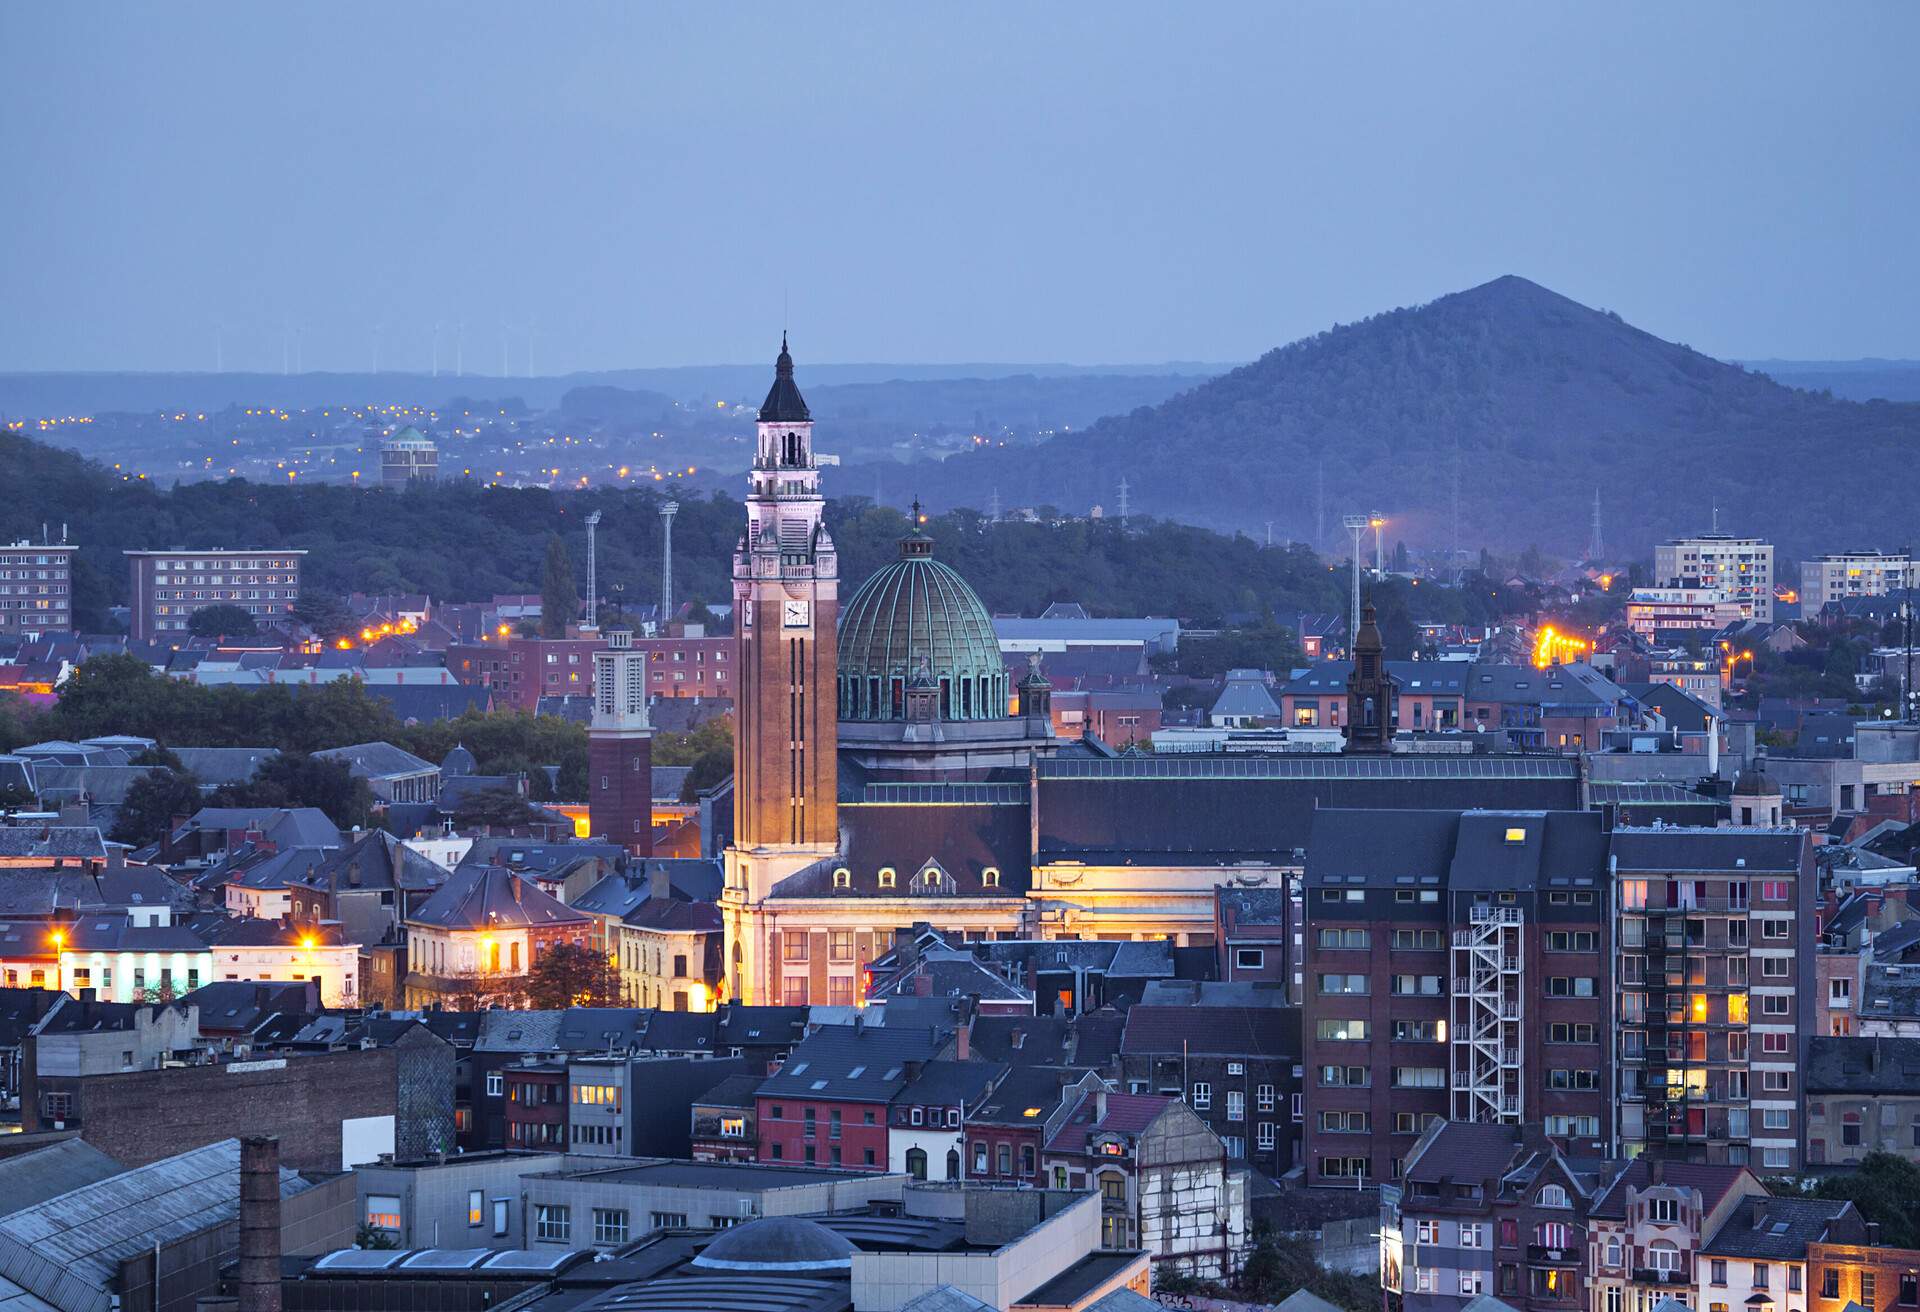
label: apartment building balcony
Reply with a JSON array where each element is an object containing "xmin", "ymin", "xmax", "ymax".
[{"xmin": 1633, "ymin": 1268, "xmax": 1693, "ymax": 1287}]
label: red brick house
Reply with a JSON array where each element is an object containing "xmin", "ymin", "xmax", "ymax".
[
  {"xmin": 447, "ymin": 636, "xmax": 607, "ymax": 712},
  {"xmin": 753, "ymin": 1020, "xmax": 943, "ymax": 1171},
  {"xmin": 503, "ymin": 1061, "xmax": 567, "ymax": 1149},
  {"xmin": 966, "ymin": 1065, "xmax": 1106, "ymax": 1184}
]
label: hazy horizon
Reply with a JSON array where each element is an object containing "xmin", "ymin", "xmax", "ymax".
[{"xmin": 4, "ymin": 3, "xmax": 1916, "ymax": 374}]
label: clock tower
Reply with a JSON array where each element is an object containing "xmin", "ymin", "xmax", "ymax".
[{"xmin": 722, "ymin": 337, "xmax": 840, "ymax": 1002}]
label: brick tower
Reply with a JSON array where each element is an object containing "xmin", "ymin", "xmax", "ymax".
[
  {"xmin": 590, "ymin": 629, "xmax": 653, "ymax": 854},
  {"xmin": 721, "ymin": 337, "xmax": 840, "ymax": 1002}
]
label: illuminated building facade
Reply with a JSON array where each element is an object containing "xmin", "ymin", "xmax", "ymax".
[
  {"xmin": 1799, "ymin": 550, "xmax": 1912, "ymax": 609},
  {"xmin": 589, "ymin": 629, "xmax": 653, "ymax": 854},
  {"xmin": 0, "ymin": 541, "xmax": 74, "ymax": 635},
  {"xmin": 1612, "ymin": 827, "xmax": 1813, "ymax": 1171},
  {"xmin": 1654, "ymin": 534, "xmax": 1775, "ymax": 623}
]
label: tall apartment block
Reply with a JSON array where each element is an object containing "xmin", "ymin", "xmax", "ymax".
[
  {"xmin": 0, "ymin": 541, "xmax": 75, "ymax": 635},
  {"xmin": 589, "ymin": 629, "xmax": 653, "ymax": 855},
  {"xmin": 1302, "ymin": 808, "xmax": 1612, "ymax": 1187},
  {"xmin": 1612, "ymin": 826, "xmax": 1813, "ymax": 1171},
  {"xmin": 1799, "ymin": 550, "xmax": 1912, "ymax": 610},
  {"xmin": 125, "ymin": 549, "xmax": 306, "ymax": 642},
  {"xmin": 1654, "ymin": 533, "xmax": 1774, "ymax": 622}
]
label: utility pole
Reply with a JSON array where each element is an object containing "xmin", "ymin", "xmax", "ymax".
[
  {"xmin": 1343, "ymin": 514, "xmax": 1369, "ymax": 642},
  {"xmin": 660, "ymin": 500, "xmax": 679, "ymax": 627},
  {"xmin": 584, "ymin": 510, "xmax": 601, "ymax": 630}
]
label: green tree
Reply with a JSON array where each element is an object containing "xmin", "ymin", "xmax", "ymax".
[
  {"xmin": 110, "ymin": 769, "xmax": 205, "ymax": 846},
  {"xmin": 208, "ymin": 753, "xmax": 373, "ymax": 830},
  {"xmin": 1777, "ymin": 1152, "xmax": 1920, "ymax": 1249},
  {"xmin": 186, "ymin": 603, "xmax": 258, "ymax": 641},
  {"xmin": 525, "ymin": 941, "xmax": 618, "ymax": 1009},
  {"xmin": 541, "ymin": 534, "xmax": 578, "ymax": 637},
  {"xmin": 449, "ymin": 785, "xmax": 540, "ymax": 829}
]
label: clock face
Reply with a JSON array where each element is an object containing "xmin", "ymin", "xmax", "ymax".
[{"xmin": 782, "ymin": 599, "xmax": 811, "ymax": 629}]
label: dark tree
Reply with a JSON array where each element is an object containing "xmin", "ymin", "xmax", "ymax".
[
  {"xmin": 449, "ymin": 785, "xmax": 541, "ymax": 829},
  {"xmin": 291, "ymin": 592, "xmax": 356, "ymax": 638},
  {"xmin": 110, "ymin": 769, "xmax": 205, "ymax": 846},
  {"xmin": 541, "ymin": 534, "xmax": 578, "ymax": 637},
  {"xmin": 186, "ymin": 603, "xmax": 258, "ymax": 640},
  {"xmin": 525, "ymin": 941, "xmax": 618, "ymax": 1009},
  {"xmin": 208, "ymin": 753, "xmax": 373, "ymax": 830}
]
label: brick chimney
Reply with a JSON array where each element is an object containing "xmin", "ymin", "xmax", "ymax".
[
  {"xmin": 955, "ymin": 1018, "xmax": 970, "ymax": 1062},
  {"xmin": 238, "ymin": 1136, "xmax": 282, "ymax": 1312},
  {"xmin": 649, "ymin": 862, "xmax": 669, "ymax": 901}
]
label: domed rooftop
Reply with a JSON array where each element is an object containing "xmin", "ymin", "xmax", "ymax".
[
  {"xmin": 384, "ymin": 425, "xmax": 435, "ymax": 449},
  {"xmin": 837, "ymin": 517, "xmax": 1008, "ymax": 723},
  {"xmin": 690, "ymin": 1216, "xmax": 855, "ymax": 1273},
  {"xmin": 1732, "ymin": 752, "xmax": 1778, "ymax": 797},
  {"xmin": 440, "ymin": 743, "xmax": 477, "ymax": 777}
]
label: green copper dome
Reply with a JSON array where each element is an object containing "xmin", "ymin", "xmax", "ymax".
[{"xmin": 837, "ymin": 528, "xmax": 1008, "ymax": 722}]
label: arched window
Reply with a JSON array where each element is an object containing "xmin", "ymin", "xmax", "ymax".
[
  {"xmin": 982, "ymin": 867, "xmax": 1000, "ymax": 888},
  {"xmin": 946, "ymin": 1148, "xmax": 960, "ymax": 1180},
  {"xmin": 905, "ymin": 1147, "xmax": 927, "ymax": 1181},
  {"xmin": 832, "ymin": 868, "xmax": 851, "ymax": 889},
  {"xmin": 1538, "ymin": 1184, "xmax": 1569, "ymax": 1208},
  {"xmin": 878, "ymin": 867, "xmax": 896, "ymax": 889}
]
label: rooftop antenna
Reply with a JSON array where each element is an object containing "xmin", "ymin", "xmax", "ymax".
[
  {"xmin": 1343, "ymin": 514, "xmax": 1369, "ymax": 640},
  {"xmin": 1710, "ymin": 499, "xmax": 1719, "ymax": 534},
  {"xmin": 583, "ymin": 510, "xmax": 601, "ymax": 629},
  {"xmin": 659, "ymin": 500, "xmax": 678, "ymax": 625}
]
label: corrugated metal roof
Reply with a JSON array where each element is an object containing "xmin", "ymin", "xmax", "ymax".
[{"xmin": 0, "ymin": 1137, "xmax": 311, "ymax": 1312}]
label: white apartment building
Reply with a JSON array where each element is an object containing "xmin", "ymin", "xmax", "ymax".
[
  {"xmin": 1655, "ymin": 535, "xmax": 1775, "ymax": 622},
  {"xmin": 1799, "ymin": 551, "xmax": 1912, "ymax": 610}
]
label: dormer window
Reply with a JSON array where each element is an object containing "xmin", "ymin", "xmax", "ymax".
[
  {"xmin": 832, "ymin": 868, "xmax": 851, "ymax": 890},
  {"xmin": 982, "ymin": 867, "xmax": 1000, "ymax": 888},
  {"xmin": 878, "ymin": 867, "xmax": 896, "ymax": 889},
  {"xmin": 1538, "ymin": 1184, "xmax": 1569, "ymax": 1208}
]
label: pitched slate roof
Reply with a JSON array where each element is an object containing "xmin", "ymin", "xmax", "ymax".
[
  {"xmin": 366, "ymin": 682, "xmax": 495, "ymax": 722},
  {"xmin": 1589, "ymin": 1159, "xmax": 1755, "ymax": 1219},
  {"xmin": 770, "ymin": 799, "xmax": 1033, "ymax": 899},
  {"xmin": 170, "ymin": 747, "xmax": 277, "ymax": 788},
  {"xmin": 311, "ymin": 741, "xmax": 438, "ymax": 780},
  {"xmin": 0, "ymin": 1142, "xmax": 123, "ymax": 1220},
  {"xmin": 1701, "ymin": 1196, "xmax": 1854, "ymax": 1259},
  {"xmin": 1403, "ymin": 1122, "xmax": 1525, "ymax": 1186},
  {"xmin": 1805, "ymin": 1035, "xmax": 1920, "ymax": 1093},
  {"xmin": 0, "ymin": 828, "xmax": 106, "ymax": 862},
  {"xmin": 1046, "ymin": 1091, "xmax": 1174, "ymax": 1155},
  {"xmin": 1120, "ymin": 1005, "xmax": 1300, "ymax": 1059},
  {"xmin": 756, "ymin": 1024, "xmax": 943, "ymax": 1104},
  {"xmin": 1210, "ymin": 674, "xmax": 1282, "ymax": 722},
  {"xmin": 474, "ymin": 1009, "xmax": 564, "ymax": 1053},
  {"xmin": 405, "ymin": 865, "xmax": 587, "ymax": 931},
  {"xmin": 694, "ymin": 1073, "xmax": 766, "ymax": 1110},
  {"xmin": 972, "ymin": 1065, "xmax": 1100, "ymax": 1127},
  {"xmin": 897, "ymin": 1059, "xmax": 1006, "ymax": 1108}
]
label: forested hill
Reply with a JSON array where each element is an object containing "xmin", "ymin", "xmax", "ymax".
[
  {"xmin": 0, "ymin": 431, "xmax": 1344, "ymax": 630},
  {"xmin": 880, "ymin": 276, "xmax": 1920, "ymax": 562}
]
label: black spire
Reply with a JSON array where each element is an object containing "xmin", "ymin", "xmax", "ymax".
[{"xmin": 759, "ymin": 334, "xmax": 811, "ymax": 423}]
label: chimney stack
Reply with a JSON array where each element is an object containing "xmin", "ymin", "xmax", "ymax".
[
  {"xmin": 238, "ymin": 1136, "xmax": 283, "ymax": 1312},
  {"xmin": 955, "ymin": 1017, "xmax": 970, "ymax": 1062},
  {"xmin": 649, "ymin": 862, "xmax": 669, "ymax": 902}
]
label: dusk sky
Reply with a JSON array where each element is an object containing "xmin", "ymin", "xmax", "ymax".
[{"xmin": 3, "ymin": 3, "xmax": 1916, "ymax": 374}]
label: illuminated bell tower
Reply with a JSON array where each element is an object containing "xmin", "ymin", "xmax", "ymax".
[{"xmin": 722, "ymin": 336, "xmax": 840, "ymax": 1003}]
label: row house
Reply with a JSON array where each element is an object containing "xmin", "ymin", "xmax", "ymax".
[
  {"xmin": 1696, "ymin": 1195, "xmax": 1857, "ymax": 1312},
  {"xmin": 1118, "ymin": 1001, "xmax": 1301, "ymax": 1175},
  {"xmin": 1303, "ymin": 808, "xmax": 1611, "ymax": 1186},
  {"xmin": 1804, "ymin": 1035, "xmax": 1920, "ymax": 1168},
  {"xmin": 1385, "ymin": 1121, "xmax": 1621, "ymax": 1312},
  {"xmin": 967, "ymin": 1064, "xmax": 1108, "ymax": 1185},
  {"xmin": 1276, "ymin": 660, "xmax": 1629, "ymax": 749},
  {"xmin": 1040, "ymin": 1087, "xmax": 1248, "ymax": 1280},
  {"xmin": 1586, "ymin": 1160, "xmax": 1766, "ymax": 1312},
  {"xmin": 1612, "ymin": 827, "xmax": 1815, "ymax": 1170},
  {"xmin": 887, "ymin": 1058, "xmax": 1008, "ymax": 1181},
  {"xmin": 754, "ymin": 1020, "xmax": 945, "ymax": 1171}
]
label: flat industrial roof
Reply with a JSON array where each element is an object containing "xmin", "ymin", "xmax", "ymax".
[
  {"xmin": 1016, "ymin": 1251, "xmax": 1149, "ymax": 1307},
  {"xmin": 547, "ymin": 1160, "xmax": 881, "ymax": 1190}
]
